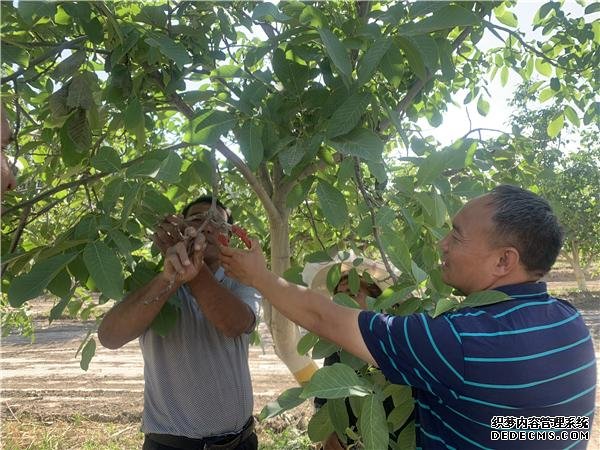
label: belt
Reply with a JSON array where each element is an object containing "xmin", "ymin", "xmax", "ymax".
[{"xmin": 147, "ymin": 417, "xmax": 255, "ymax": 450}]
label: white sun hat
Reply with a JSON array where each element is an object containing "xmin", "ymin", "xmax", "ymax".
[{"xmin": 301, "ymin": 250, "xmax": 396, "ymax": 296}]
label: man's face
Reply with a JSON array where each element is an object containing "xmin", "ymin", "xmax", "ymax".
[
  {"xmin": 335, "ymin": 276, "xmax": 373, "ymax": 310},
  {"xmin": 1, "ymin": 108, "xmax": 17, "ymax": 197},
  {"xmin": 185, "ymin": 202, "xmax": 229, "ymax": 264},
  {"xmin": 439, "ymin": 195, "xmax": 503, "ymax": 295}
]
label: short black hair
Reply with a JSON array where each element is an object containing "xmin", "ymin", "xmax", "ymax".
[
  {"xmin": 181, "ymin": 195, "xmax": 233, "ymax": 225},
  {"xmin": 487, "ymin": 185, "xmax": 563, "ymax": 277}
]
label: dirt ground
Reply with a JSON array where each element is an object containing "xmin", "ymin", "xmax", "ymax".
[{"xmin": 1, "ymin": 281, "xmax": 599, "ymax": 448}]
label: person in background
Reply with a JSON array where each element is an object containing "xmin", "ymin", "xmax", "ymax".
[
  {"xmin": 303, "ymin": 253, "xmax": 401, "ymax": 449},
  {"xmin": 1, "ymin": 105, "xmax": 17, "ymax": 199},
  {"xmin": 220, "ymin": 185, "xmax": 596, "ymax": 449}
]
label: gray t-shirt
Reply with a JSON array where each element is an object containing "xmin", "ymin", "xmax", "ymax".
[{"xmin": 139, "ymin": 268, "xmax": 261, "ymax": 438}]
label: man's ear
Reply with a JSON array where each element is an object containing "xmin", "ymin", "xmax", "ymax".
[{"xmin": 495, "ymin": 247, "xmax": 520, "ymax": 275}]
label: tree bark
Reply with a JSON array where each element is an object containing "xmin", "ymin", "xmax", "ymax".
[
  {"xmin": 263, "ymin": 201, "xmax": 318, "ymax": 385},
  {"xmin": 570, "ymin": 241, "xmax": 588, "ymax": 291}
]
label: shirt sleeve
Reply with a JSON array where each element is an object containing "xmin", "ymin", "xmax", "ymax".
[
  {"xmin": 358, "ymin": 311, "xmax": 464, "ymax": 393},
  {"xmin": 231, "ymin": 282, "xmax": 262, "ymax": 333}
]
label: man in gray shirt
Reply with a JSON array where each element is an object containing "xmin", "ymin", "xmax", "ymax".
[{"xmin": 98, "ymin": 196, "xmax": 261, "ymax": 450}]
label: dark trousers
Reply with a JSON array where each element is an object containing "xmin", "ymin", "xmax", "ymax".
[{"xmin": 142, "ymin": 431, "xmax": 258, "ymax": 450}]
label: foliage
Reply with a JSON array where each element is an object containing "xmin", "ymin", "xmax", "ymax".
[{"xmin": 1, "ymin": 0, "xmax": 598, "ymax": 447}]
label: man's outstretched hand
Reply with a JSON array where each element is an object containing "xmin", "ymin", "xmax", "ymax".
[
  {"xmin": 219, "ymin": 238, "xmax": 269, "ymax": 288},
  {"xmin": 162, "ymin": 228, "xmax": 206, "ymax": 285}
]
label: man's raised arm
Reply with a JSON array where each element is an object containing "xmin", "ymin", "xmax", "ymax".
[{"xmin": 220, "ymin": 240, "xmax": 376, "ymax": 366}]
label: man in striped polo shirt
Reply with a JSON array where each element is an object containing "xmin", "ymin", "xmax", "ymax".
[
  {"xmin": 99, "ymin": 196, "xmax": 261, "ymax": 450},
  {"xmin": 220, "ymin": 185, "xmax": 596, "ymax": 449}
]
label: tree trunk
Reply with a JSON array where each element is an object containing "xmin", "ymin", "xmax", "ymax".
[
  {"xmin": 264, "ymin": 205, "xmax": 318, "ymax": 385},
  {"xmin": 570, "ymin": 241, "xmax": 588, "ymax": 291}
]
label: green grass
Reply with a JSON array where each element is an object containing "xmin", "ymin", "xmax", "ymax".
[{"xmin": 258, "ymin": 427, "xmax": 314, "ymax": 450}]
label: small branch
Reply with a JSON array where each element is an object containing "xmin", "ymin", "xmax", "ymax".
[
  {"xmin": 1, "ymin": 36, "xmax": 88, "ymax": 84},
  {"xmin": 7, "ymin": 205, "xmax": 31, "ymax": 255},
  {"xmin": 2, "ymin": 143, "xmax": 191, "ymax": 216},
  {"xmin": 353, "ymin": 158, "xmax": 399, "ymax": 284},
  {"xmin": 214, "ymin": 139, "xmax": 279, "ymax": 220},
  {"xmin": 483, "ymin": 20, "xmax": 583, "ymax": 72},
  {"xmin": 304, "ymin": 199, "xmax": 327, "ymax": 251},
  {"xmin": 11, "ymin": 82, "xmax": 21, "ymax": 166},
  {"xmin": 380, "ymin": 27, "xmax": 473, "ymax": 132}
]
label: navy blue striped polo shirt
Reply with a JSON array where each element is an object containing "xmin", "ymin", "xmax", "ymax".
[{"xmin": 359, "ymin": 282, "xmax": 596, "ymax": 449}]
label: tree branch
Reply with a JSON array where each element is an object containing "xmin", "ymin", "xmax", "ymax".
[
  {"xmin": 2, "ymin": 143, "xmax": 191, "ymax": 216},
  {"xmin": 1, "ymin": 36, "xmax": 88, "ymax": 84},
  {"xmin": 379, "ymin": 26, "xmax": 473, "ymax": 132},
  {"xmin": 483, "ymin": 20, "xmax": 585, "ymax": 72},
  {"xmin": 303, "ymin": 199, "xmax": 327, "ymax": 252},
  {"xmin": 353, "ymin": 158, "xmax": 399, "ymax": 284},
  {"xmin": 214, "ymin": 139, "xmax": 279, "ymax": 220}
]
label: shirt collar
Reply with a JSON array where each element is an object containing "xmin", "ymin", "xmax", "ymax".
[{"xmin": 492, "ymin": 281, "xmax": 548, "ymax": 298}]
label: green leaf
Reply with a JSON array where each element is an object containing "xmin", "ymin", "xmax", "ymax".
[
  {"xmin": 54, "ymin": 50, "xmax": 86, "ymax": 79},
  {"xmin": 535, "ymin": 58, "xmax": 553, "ymax": 77},
  {"xmin": 396, "ymin": 421, "xmax": 416, "ymax": 449},
  {"xmin": 80, "ymin": 338, "xmax": 96, "ymax": 371},
  {"xmin": 1, "ymin": 43, "xmax": 30, "ymax": 67},
  {"xmin": 359, "ymin": 394, "xmax": 389, "ymax": 450},
  {"xmin": 47, "ymin": 269, "xmax": 72, "ymax": 299},
  {"xmin": 260, "ymin": 387, "xmax": 305, "ymax": 421},
  {"xmin": 299, "ymin": 5, "xmax": 327, "ymax": 28},
  {"xmin": 279, "ymin": 143, "xmax": 305, "ymax": 175},
  {"xmin": 461, "ymin": 290, "xmax": 511, "ymax": 308},
  {"xmin": 150, "ymin": 301, "xmax": 179, "ymax": 336},
  {"xmin": 500, "ymin": 66, "xmax": 509, "ymax": 87},
  {"xmin": 477, "ymin": 95, "xmax": 490, "ymax": 117},
  {"xmin": 326, "ymin": 93, "xmax": 371, "ymax": 138},
  {"xmin": 67, "ymin": 74, "xmax": 94, "ymax": 110},
  {"xmin": 312, "ymin": 338, "xmax": 340, "ymax": 360},
  {"xmin": 416, "ymin": 152, "xmax": 446, "ymax": 186},
  {"xmin": 301, "ymin": 363, "xmax": 372, "ymax": 399},
  {"xmin": 82, "ymin": 17, "xmax": 104, "ymax": 44},
  {"xmin": 539, "ymin": 88, "xmax": 557, "ymax": 103},
  {"xmin": 398, "ymin": 5, "xmax": 481, "ymax": 35},
  {"xmin": 18, "ymin": 1, "xmax": 56, "ymax": 26},
  {"xmin": 396, "ymin": 37, "xmax": 427, "ymax": 80},
  {"xmin": 495, "ymin": 9, "xmax": 518, "ymax": 27},
  {"xmin": 145, "ymin": 33, "xmax": 191, "ymax": 68},
  {"xmin": 91, "ymin": 147, "xmax": 121, "ymax": 173},
  {"xmin": 8, "ymin": 253, "xmax": 77, "ymax": 307},
  {"xmin": 286, "ymin": 176, "xmax": 314, "ymax": 209},
  {"xmin": 329, "ymin": 128, "xmax": 383, "ymax": 162},
  {"xmin": 550, "ymin": 77, "xmax": 561, "ymax": 91},
  {"xmin": 329, "ymin": 398, "xmax": 350, "ymax": 444},
  {"xmin": 124, "ymin": 97, "xmax": 145, "ymax": 145},
  {"xmin": 564, "ymin": 106, "xmax": 580, "ymax": 127},
  {"xmin": 252, "ymin": 2, "xmax": 291, "ymax": 22},
  {"xmin": 547, "ymin": 113, "xmax": 564, "ymax": 138},
  {"xmin": 438, "ymin": 39, "xmax": 455, "ymax": 80},
  {"xmin": 61, "ymin": 110, "xmax": 91, "ymax": 158},
  {"xmin": 316, "ymin": 180, "xmax": 348, "ymax": 228},
  {"xmin": 326, "ymin": 264, "xmax": 342, "ymax": 294},
  {"xmin": 333, "ymin": 292, "xmax": 361, "ymax": 309},
  {"xmin": 307, "ymin": 402, "xmax": 334, "ymax": 442},
  {"xmin": 585, "ymin": 3, "xmax": 600, "ymax": 14},
  {"xmin": 319, "ymin": 28, "xmax": 352, "ymax": 78},
  {"xmin": 190, "ymin": 110, "xmax": 236, "ymax": 146},
  {"xmin": 155, "ymin": 152, "xmax": 182, "ymax": 183},
  {"xmin": 410, "ymin": 35, "xmax": 439, "ymax": 72},
  {"xmin": 297, "ymin": 332, "xmax": 319, "ymax": 355},
  {"xmin": 431, "ymin": 297, "xmax": 459, "ymax": 318},
  {"xmin": 380, "ymin": 231, "xmax": 411, "ymax": 275},
  {"xmin": 357, "ymin": 38, "xmax": 392, "ymax": 85},
  {"xmin": 83, "ymin": 241, "xmax": 124, "ymax": 300},
  {"xmin": 236, "ymin": 122, "xmax": 264, "ymax": 171}
]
